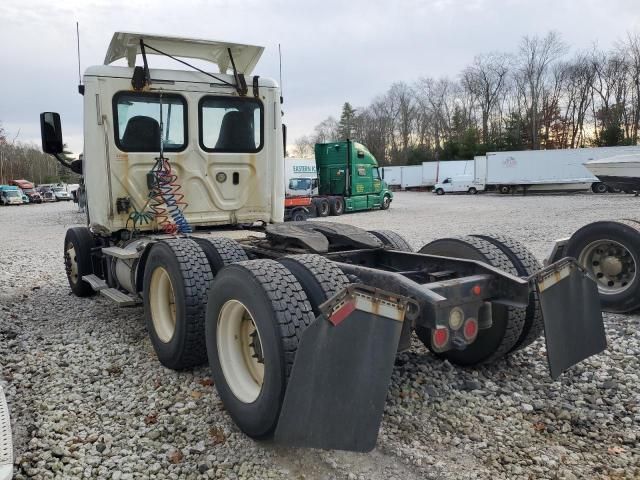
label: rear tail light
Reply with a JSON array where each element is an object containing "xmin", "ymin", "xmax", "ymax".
[
  {"xmin": 432, "ymin": 328, "xmax": 449, "ymax": 350},
  {"xmin": 463, "ymin": 318, "xmax": 478, "ymax": 341}
]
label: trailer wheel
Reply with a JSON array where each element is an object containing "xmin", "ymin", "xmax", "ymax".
[
  {"xmin": 278, "ymin": 254, "xmax": 349, "ymax": 315},
  {"xmin": 472, "ymin": 234, "xmax": 543, "ymax": 352},
  {"xmin": 63, "ymin": 227, "xmax": 96, "ymax": 297},
  {"xmin": 591, "ymin": 182, "xmax": 609, "ymax": 194},
  {"xmin": 192, "ymin": 237, "xmax": 248, "ymax": 275},
  {"xmin": 206, "ymin": 260, "xmax": 314, "ymax": 438},
  {"xmin": 143, "ymin": 239, "xmax": 213, "ymax": 370},
  {"xmin": 290, "ymin": 208, "xmax": 308, "ymax": 222},
  {"xmin": 416, "ymin": 236, "xmax": 525, "ymax": 365},
  {"xmin": 499, "ymin": 185, "xmax": 511, "ymax": 194},
  {"xmin": 314, "ymin": 198, "xmax": 330, "ymax": 217},
  {"xmin": 435, "ymin": 188, "xmax": 445, "ymax": 196},
  {"xmin": 380, "ymin": 194, "xmax": 392, "ymax": 210},
  {"xmin": 368, "ymin": 230, "xmax": 413, "ymax": 252},
  {"xmin": 468, "ymin": 187, "xmax": 478, "ymax": 194},
  {"xmin": 565, "ymin": 220, "xmax": 640, "ymax": 312},
  {"xmin": 329, "ymin": 196, "xmax": 344, "ymax": 216}
]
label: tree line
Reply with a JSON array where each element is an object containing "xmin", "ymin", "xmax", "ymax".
[
  {"xmin": 292, "ymin": 31, "xmax": 640, "ymax": 165},
  {"xmin": 0, "ymin": 123, "xmax": 77, "ymax": 185}
]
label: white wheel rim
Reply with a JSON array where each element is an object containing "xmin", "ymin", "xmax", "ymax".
[
  {"xmin": 578, "ymin": 239, "xmax": 637, "ymax": 295},
  {"xmin": 149, "ymin": 266, "xmax": 177, "ymax": 343},
  {"xmin": 65, "ymin": 243, "xmax": 78, "ymax": 284},
  {"xmin": 217, "ymin": 299, "xmax": 264, "ymax": 404}
]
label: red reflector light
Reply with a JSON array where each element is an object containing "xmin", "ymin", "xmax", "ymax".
[
  {"xmin": 472, "ymin": 285, "xmax": 482, "ymax": 296},
  {"xmin": 432, "ymin": 328, "xmax": 449, "ymax": 348},
  {"xmin": 464, "ymin": 318, "xmax": 478, "ymax": 340}
]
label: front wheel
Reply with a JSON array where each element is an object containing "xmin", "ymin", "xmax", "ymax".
[
  {"xmin": 380, "ymin": 194, "xmax": 391, "ymax": 210},
  {"xmin": 63, "ymin": 227, "xmax": 96, "ymax": 297},
  {"xmin": 435, "ymin": 188, "xmax": 444, "ymax": 196},
  {"xmin": 468, "ymin": 187, "xmax": 477, "ymax": 194},
  {"xmin": 206, "ymin": 260, "xmax": 314, "ymax": 438},
  {"xmin": 565, "ymin": 220, "xmax": 640, "ymax": 312}
]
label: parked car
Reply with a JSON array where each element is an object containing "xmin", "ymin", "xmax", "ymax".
[
  {"xmin": 10, "ymin": 180, "xmax": 43, "ymax": 203},
  {"xmin": 51, "ymin": 185, "xmax": 72, "ymax": 201},
  {"xmin": 37, "ymin": 185, "xmax": 57, "ymax": 202},
  {"xmin": 0, "ymin": 186, "xmax": 24, "ymax": 205}
]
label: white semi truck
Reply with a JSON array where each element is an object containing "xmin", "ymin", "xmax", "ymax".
[
  {"xmin": 37, "ymin": 31, "xmax": 605, "ymax": 455},
  {"xmin": 285, "ymin": 157, "xmax": 318, "ymax": 196},
  {"xmin": 476, "ymin": 146, "xmax": 640, "ymax": 194}
]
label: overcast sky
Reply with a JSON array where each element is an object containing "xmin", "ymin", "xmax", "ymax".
[{"xmin": 1, "ymin": 0, "xmax": 639, "ymax": 155}]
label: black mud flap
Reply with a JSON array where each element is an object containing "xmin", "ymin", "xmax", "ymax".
[
  {"xmin": 274, "ymin": 286, "xmax": 411, "ymax": 452},
  {"xmin": 535, "ymin": 258, "xmax": 606, "ymax": 379}
]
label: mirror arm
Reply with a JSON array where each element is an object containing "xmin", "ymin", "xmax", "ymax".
[{"xmin": 53, "ymin": 153, "xmax": 73, "ymax": 169}]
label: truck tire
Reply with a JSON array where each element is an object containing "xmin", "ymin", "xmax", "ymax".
[
  {"xmin": 143, "ymin": 238, "xmax": 213, "ymax": 370},
  {"xmin": 314, "ymin": 198, "xmax": 330, "ymax": 217},
  {"xmin": 499, "ymin": 185, "xmax": 511, "ymax": 194},
  {"xmin": 278, "ymin": 254, "xmax": 349, "ymax": 315},
  {"xmin": 368, "ymin": 230, "xmax": 413, "ymax": 252},
  {"xmin": 416, "ymin": 236, "xmax": 526, "ymax": 365},
  {"xmin": 63, "ymin": 227, "xmax": 96, "ymax": 297},
  {"xmin": 472, "ymin": 234, "xmax": 543, "ymax": 352},
  {"xmin": 329, "ymin": 196, "xmax": 345, "ymax": 215},
  {"xmin": 565, "ymin": 220, "xmax": 640, "ymax": 313},
  {"xmin": 591, "ymin": 182, "xmax": 609, "ymax": 194},
  {"xmin": 380, "ymin": 194, "xmax": 392, "ymax": 210},
  {"xmin": 205, "ymin": 260, "xmax": 315, "ymax": 438},
  {"xmin": 192, "ymin": 237, "xmax": 248, "ymax": 275},
  {"xmin": 468, "ymin": 187, "xmax": 478, "ymax": 194},
  {"xmin": 435, "ymin": 188, "xmax": 444, "ymax": 195},
  {"xmin": 290, "ymin": 208, "xmax": 308, "ymax": 222}
]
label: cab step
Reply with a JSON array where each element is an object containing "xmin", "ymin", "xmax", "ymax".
[
  {"xmin": 101, "ymin": 246, "xmax": 141, "ymax": 260},
  {"xmin": 82, "ymin": 274, "xmax": 108, "ymax": 291},
  {"xmin": 100, "ymin": 288, "xmax": 140, "ymax": 307},
  {"xmin": 0, "ymin": 385, "xmax": 13, "ymax": 480}
]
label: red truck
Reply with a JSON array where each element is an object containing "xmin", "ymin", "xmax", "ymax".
[{"xmin": 10, "ymin": 179, "xmax": 43, "ymax": 204}]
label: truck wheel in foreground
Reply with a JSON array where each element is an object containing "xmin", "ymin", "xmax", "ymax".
[
  {"xmin": 416, "ymin": 236, "xmax": 525, "ymax": 365},
  {"xmin": 64, "ymin": 227, "xmax": 96, "ymax": 297},
  {"xmin": 329, "ymin": 196, "xmax": 345, "ymax": 216},
  {"xmin": 565, "ymin": 220, "xmax": 640, "ymax": 312},
  {"xmin": 472, "ymin": 234, "xmax": 543, "ymax": 352},
  {"xmin": 278, "ymin": 254, "xmax": 349, "ymax": 314},
  {"xmin": 591, "ymin": 182, "xmax": 609, "ymax": 194},
  {"xmin": 380, "ymin": 194, "xmax": 392, "ymax": 210},
  {"xmin": 435, "ymin": 188, "xmax": 444, "ymax": 196},
  {"xmin": 314, "ymin": 198, "xmax": 330, "ymax": 217},
  {"xmin": 468, "ymin": 187, "xmax": 478, "ymax": 194},
  {"xmin": 205, "ymin": 260, "xmax": 315, "ymax": 438},
  {"xmin": 143, "ymin": 239, "xmax": 213, "ymax": 370},
  {"xmin": 368, "ymin": 230, "xmax": 413, "ymax": 252}
]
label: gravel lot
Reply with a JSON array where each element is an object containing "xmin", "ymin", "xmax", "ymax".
[{"xmin": 1, "ymin": 192, "xmax": 639, "ymax": 479}]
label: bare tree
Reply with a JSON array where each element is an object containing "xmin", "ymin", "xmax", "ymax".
[
  {"xmin": 517, "ymin": 31, "xmax": 567, "ymax": 149},
  {"xmin": 461, "ymin": 53, "xmax": 510, "ymax": 144},
  {"xmin": 291, "ymin": 135, "xmax": 315, "ymax": 158}
]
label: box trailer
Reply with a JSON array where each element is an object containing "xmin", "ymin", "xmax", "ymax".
[
  {"xmin": 285, "ymin": 158, "xmax": 318, "ymax": 196},
  {"xmin": 481, "ymin": 146, "xmax": 640, "ymax": 194},
  {"xmin": 435, "ymin": 160, "xmax": 474, "ymax": 182}
]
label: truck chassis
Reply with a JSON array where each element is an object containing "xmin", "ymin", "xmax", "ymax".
[{"xmin": 64, "ymin": 220, "xmax": 605, "ymax": 451}]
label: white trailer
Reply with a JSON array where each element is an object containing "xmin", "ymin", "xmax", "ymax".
[
  {"xmin": 480, "ymin": 146, "xmax": 640, "ymax": 194},
  {"xmin": 285, "ymin": 157, "xmax": 318, "ymax": 196},
  {"xmin": 434, "ymin": 160, "xmax": 474, "ymax": 182},
  {"xmin": 381, "ymin": 165, "xmax": 428, "ymax": 190},
  {"xmin": 383, "ymin": 161, "xmax": 473, "ymax": 190}
]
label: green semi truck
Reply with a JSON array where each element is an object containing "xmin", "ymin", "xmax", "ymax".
[{"xmin": 312, "ymin": 140, "xmax": 393, "ymax": 216}]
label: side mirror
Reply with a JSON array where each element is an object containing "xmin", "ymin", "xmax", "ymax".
[{"xmin": 40, "ymin": 112, "xmax": 64, "ymax": 155}]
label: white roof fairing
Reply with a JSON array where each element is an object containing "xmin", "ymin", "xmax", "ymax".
[{"xmin": 104, "ymin": 32, "xmax": 265, "ymax": 75}]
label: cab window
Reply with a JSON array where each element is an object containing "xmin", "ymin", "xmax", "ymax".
[
  {"xmin": 113, "ymin": 92, "xmax": 187, "ymax": 152},
  {"xmin": 443, "ymin": 178, "xmax": 451, "ymax": 184},
  {"xmin": 199, "ymin": 97, "xmax": 263, "ymax": 153},
  {"xmin": 357, "ymin": 165, "xmax": 367, "ymax": 176}
]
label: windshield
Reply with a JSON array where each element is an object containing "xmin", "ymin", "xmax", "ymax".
[
  {"xmin": 289, "ymin": 178, "xmax": 312, "ymax": 190},
  {"xmin": 5, "ymin": 191, "xmax": 19, "ymax": 197},
  {"xmin": 53, "ymin": 187, "xmax": 65, "ymax": 192}
]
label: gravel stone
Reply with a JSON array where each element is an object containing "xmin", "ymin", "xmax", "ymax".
[{"xmin": 2, "ymin": 195, "xmax": 640, "ymax": 479}]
